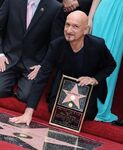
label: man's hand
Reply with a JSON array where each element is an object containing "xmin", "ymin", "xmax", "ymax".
[
  {"xmin": 28, "ymin": 65, "xmax": 41, "ymax": 80},
  {"xmin": 0, "ymin": 55, "xmax": 9, "ymax": 72},
  {"xmin": 63, "ymin": 0, "xmax": 79, "ymax": 12},
  {"xmin": 77, "ymin": 76, "xmax": 98, "ymax": 86},
  {"xmin": 9, "ymin": 107, "xmax": 34, "ymax": 126}
]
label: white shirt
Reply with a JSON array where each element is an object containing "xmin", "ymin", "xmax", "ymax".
[{"xmin": 27, "ymin": 0, "xmax": 41, "ymax": 16}]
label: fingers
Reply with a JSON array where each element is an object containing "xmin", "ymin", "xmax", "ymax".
[
  {"xmin": 28, "ymin": 65, "xmax": 41, "ymax": 80},
  {"xmin": 9, "ymin": 115, "xmax": 32, "ymax": 126},
  {"xmin": 9, "ymin": 117, "xmax": 25, "ymax": 124},
  {"xmin": 26, "ymin": 120, "xmax": 31, "ymax": 126},
  {"xmin": 77, "ymin": 77, "xmax": 98, "ymax": 86},
  {"xmin": 9, "ymin": 117, "xmax": 20, "ymax": 123},
  {"xmin": 28, "ymin": 66, "xmax": 37, "ymax": 80},
  {"xmin": 78, "ymin": 77, "xmax": 91, "ymax": 86},
  {"xmin": 0, "ymin": 60, "xmax": 6, "ymax": 72},
  {"xmin": 5, "ymin": 57, "xmax": 9, "ymax": 64},
  {"xmin": 63, "ymin": 0, "xmax": 79, "ymax": 12},
  {"xmin": 29, "ymin": 66, "xmax": 35, "ymax": 70},
  {"xmin": 28, "ymin": 70, "xmax": 37, "ymax": 80},
  {"xmin": 64, "ymin": 5, "xmax": 76, "ymax": 12},
  {"xmin": 0, "ymin": 56, "xmax": 9, "ymax": 72}
]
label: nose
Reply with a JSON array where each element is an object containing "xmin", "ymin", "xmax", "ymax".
[{"xmin": 66, "ymin": 26, "xmax": 72, "ymax": 33}]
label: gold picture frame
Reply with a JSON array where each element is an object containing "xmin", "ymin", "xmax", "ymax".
[{"xmin": 49, "ymin": 75, "xmax": 93, "ymax": 132}]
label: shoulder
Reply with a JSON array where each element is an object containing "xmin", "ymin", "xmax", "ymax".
[
  {"xmin": 45, "ymin": 37, "xmax": 66, "ymax": 61},
  {"xmin": 85, "ymin": 34, "xmax": 106, "ymax": 47},
  {"xmin": 2, "ymin": 0, "xmax": 25, "ymax": 9},
  {"xmin": 49, "ymin": 37, "xmax": 67, "ymax": 54},
  {"xmin": 85, "ymin": 34, "xmax": 109, "ymax": 55},
  {"xmin": 86, "ymin": 34, "xmax": 105, "ymax": 43},
  {"xmin": 50, "ymin": 36, "xmax": 66, "ymax": 52},
  {"xmin": 46, "ymin": 0, "xmax": 62, "ymax": 16},
  {"xmin": 50, "ymin": 36, "xmax": 66, "ymax": 47},
  {"xmin": 48, "ymin": 0, "xmax": 62, "ymax": 8}
]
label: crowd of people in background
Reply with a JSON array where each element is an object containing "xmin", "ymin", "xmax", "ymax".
[{"xmin": 0, "ymin": 0, "xmax": 122, "ymax": 126}]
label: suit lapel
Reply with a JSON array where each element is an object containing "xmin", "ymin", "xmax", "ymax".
[
  {"xmin": 19, "ymin": 0, "xmax": 27, "ymax": 32},
  {"xmin": 26, "ymin": 0, "xmax": 48, "ymax": 33}
]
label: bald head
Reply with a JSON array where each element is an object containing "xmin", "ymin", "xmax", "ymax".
[
  {"xmin": 64, "ymin": 11, "xmax": 89, "ymax": 43},
  {"xmin": 67, "ymin": 10, "xmax": 88, "ymax": 27}
]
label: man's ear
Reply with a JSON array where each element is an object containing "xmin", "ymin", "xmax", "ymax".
[{"xmin": 84, "ymin": 25, "xmax": 89, "ymax": 35}]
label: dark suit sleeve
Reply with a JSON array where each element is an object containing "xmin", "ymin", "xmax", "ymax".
[
  {"xmin": 26, "ymin": 42, "xmax": 58, "ymax": 108},
  {"xmin": 50, "ymin": 6, "xmax": 65, "ymax": 40},
  {"xmin": 94, "ymin": 40, "xmax": 116, "ymax": 82},
  {"xmin": 38, "ymin": 43, "xmax": 58, "ymax": 79},
  {"xmin": 0, "ymin": 0, "xmax": 9, "ymax": 53}
]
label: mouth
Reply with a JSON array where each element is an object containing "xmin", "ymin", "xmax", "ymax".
[
  {"xmin": 66, "ymin": 33, "xmax": 73, "ymax": 36},
  {"xmin": 66, "ymin": 34, "xmax": 74, "ymax": 38}
]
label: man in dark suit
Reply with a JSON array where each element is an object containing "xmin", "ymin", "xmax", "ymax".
[
  {"xmin": 0, "ymin": 0, "xmax": 61, "ymax": 125},
  {"xmin": 30, "ymin": 10, "xmax": 116, "ymax": 120}
]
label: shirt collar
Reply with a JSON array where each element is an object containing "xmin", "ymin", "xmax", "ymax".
[{"xmin": 28, "ymin": 0, "xmax": 41, "ymax": 6}]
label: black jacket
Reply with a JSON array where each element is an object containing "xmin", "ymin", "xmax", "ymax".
[
  {"xmin": 0, "ymin": 0, "xmax": 61, "ymax": 70},
  {"xmin": 28, "ymin": 35, "xmax": 116, "ymax": 119}
]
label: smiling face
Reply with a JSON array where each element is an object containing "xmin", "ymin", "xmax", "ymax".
[{"xmin": 64, "ymin": 11, "xmax": 88, "ymax": 43}]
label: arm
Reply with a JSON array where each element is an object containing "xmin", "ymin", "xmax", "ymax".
[
  {"xmin": 0, "ymin": 0, "xmax": 9, "ymax": 72},
  {"xmin": 94, "ymin": 40, "xmax": 116, "ymax": 82},
  {"xmin": 27, "ymin": 42, "xmax": 59, "ymax": 108},
  {"xmin": 63, "ymin": 0, "xmax": 79, "ymax": 12},
  {"xmin": 9, "ymin": 43, "xmax": 58, "ymax": 126},
  {"xmin": 9, "ymin": 43, "xmax": 58, "ymax": 125},
  {"xmin": 78, "ymin": 39, "xmax": 116, "ymax": 86},
  {"xmin": 28, "ymin": 42, "xmax": 58, "ymax": 80},
  {"xmin": 88, "ymin": 0, "xmax": 100, "ymax": 33},
  {"xmin": 0, "ymin": 0, "xmax": 9, "ymax": 53},
  {"xmin": 63, "ymin": 0, "xmax": 92, "ymax": 14}
]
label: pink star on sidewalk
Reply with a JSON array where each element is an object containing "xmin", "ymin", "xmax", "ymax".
[{"xmin": 62, "ymin": 84, "xmax": 86, "ymax": 109}]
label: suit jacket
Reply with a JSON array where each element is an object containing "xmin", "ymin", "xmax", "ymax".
[{"xmin": 0, "ymin": 0, "xmax": 61, "ymax": 70}]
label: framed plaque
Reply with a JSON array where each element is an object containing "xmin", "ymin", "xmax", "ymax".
[{"xmin": 49, "ymin": 75, "xmax": 93, "ymax": 132}]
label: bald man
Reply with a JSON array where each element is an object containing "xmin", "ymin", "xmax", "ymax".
[
  {"xmin": 52, "ymin": 0, "xmax": 92, "ymax": 39},
  {"xmin": 10, "ymin": 11, "xmax": 116, "ymax": 124}
]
